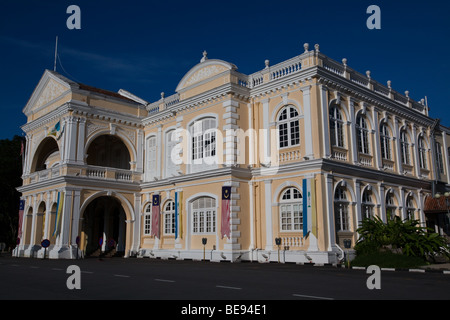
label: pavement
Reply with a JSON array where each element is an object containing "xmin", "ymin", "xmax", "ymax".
[{"xmin": 420, "ymin": 263, "xmax": 450, "ymax": 271}]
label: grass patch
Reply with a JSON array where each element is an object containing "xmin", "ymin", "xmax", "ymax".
[{"xmin": 351, "ymin": 252, "xmax": 428, "ymax": 269}]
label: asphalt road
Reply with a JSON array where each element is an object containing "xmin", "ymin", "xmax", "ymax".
[{"xmin": 1, "ymin": 254, "xmax": 449, "ymax": 316}]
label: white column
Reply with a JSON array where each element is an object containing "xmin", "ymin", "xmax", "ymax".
[
  {"xmin": 354, "ymin": 179, "xmax": 362, "ymax": 229},
  {"xmin": 76, "ymin": 118, "xmax": 86, "ymax": 164},
  {"xmin": 248, "ymin": 181, "xmax": 255, "ymax": 251},
  {"xmin": 58, "ymin": 191, "xmax": 73, "ymax": 248},
  {"xmin": 132, "ymin": 192, "xmax": 141, "ymax": 254},
  {"xmin": 325, "ymin": 173, "xmax": 337, "ymax": 251},
  {"xmin": 412, "ymin": 125, "xmax": 420, "ymax": 177},
  {"xmin": 264, "ymin": 179, "xmax": 273, "ymax": 251},
  {"xmin": 136, "ymin": 129, "xmax": 144, "ymax": 172},
  {"xmin": 394, "ymin": 117, "xmax": 403, "ymax": 174},
  {"xmin": 261, "ymin": 98, "xmax": 271, "ymax": 164},
  {"xmin": 400, "ymin": 187, "xmax": 406, "ymax": 220},
  {"xmin": 349, "ymin": 98, "xmax": 358, "ymax": 164},
  {"xmin": 372, "ymin": 107, "xmax": 382, "ymax": 169},
  {"xmin": 64, "ymin": 116, "xmax": 78, "ymax": 163},
  {"xmin": 441, "ymin": 131, "xmax": 450, "ymax": 183},
  {"xmin": 379, "ymin": 183, "xmax": 386, "ymax": 222},
  {"xmin": 301, "ymin": 85, "xmax": 314, "ymax": 159},
  {"xmin": 320, "ymin": 85, "xmax": 331, "ymax": 158}
]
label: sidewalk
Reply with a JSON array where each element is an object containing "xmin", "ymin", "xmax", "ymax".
[{"xmin": 420, "ymin": 263, "xmax": 450, "ymax": 271}]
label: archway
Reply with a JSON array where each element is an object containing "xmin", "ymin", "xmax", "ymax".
[
  {"xmin": 86, "ymin": 135, "xmax": 131, "ymax": 170},
  {"xmin": 31, "ymin": 137, "xmax": 59, "ymax": 172},
  {"xmin": 81, "ymin": 196, "xmax": 127, "ymax": 257}
]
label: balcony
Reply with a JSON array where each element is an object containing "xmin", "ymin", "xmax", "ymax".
[{"xmin": 24, "ymin": 164, "xmax": 140, "ymax": 185}]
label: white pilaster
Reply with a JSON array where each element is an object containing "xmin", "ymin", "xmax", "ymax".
[
  {"xmin": 264, "ymin": 179, "xmax": 273, "ymax": 251},
  {"xmin": 301, "ymin": 85, "xmax": 314, "ymax": 159},
  {"xmin": 349, "ymin": 98, "xmax": 358, "ymax": 164},
  {"xmin": 320, "ymin": 85, "xmax": 331, "ymax": 158}
]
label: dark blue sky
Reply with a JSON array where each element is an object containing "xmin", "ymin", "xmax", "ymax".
[{"xmin": 1, "ymin": 0, "xmax": 449, "ymax": 139}]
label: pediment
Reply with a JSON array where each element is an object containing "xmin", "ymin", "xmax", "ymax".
[
  {"xmin": 176, "ymin": 59, "xmax": 237, "ymax": 92},
  {"xmin": 23, "ymin": 70, "xmax": 75, "ymax": 117}
]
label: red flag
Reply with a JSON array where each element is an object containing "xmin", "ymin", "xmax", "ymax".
[
  {"xmin": 18, "ymin": 200, "xmax": 25, "ymax": 239},
  {"xmin": 151, "ymin": 195, "xmax": 160, "ymax": 238},
  {"xmin": 221, "ymin": 187, "xmax": 231, "ymax": 238}
]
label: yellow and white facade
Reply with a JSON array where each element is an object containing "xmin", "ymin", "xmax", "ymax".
[{"xmin": 14, "ymin": 45, "xmax": 450, "ymax": 263}]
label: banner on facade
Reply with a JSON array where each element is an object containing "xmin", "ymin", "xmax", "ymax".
[
  {"xmin": 151, "ymin": 194, "xmax": 160, "ymax": 238},
  {"xmin": 221, "ymin": 186, "xmax": 231, "ymax": 239},
  {"xmin": 18, "ymin": 200, "xmax": 25, "ymax": 239},
  {"xmin": 47, "ymin": 120, "xmax": 65, "ymax": 140},
  {"xmin": 175, "ymin": 191, "xmax": 183, "ymax": 239},
  {"xmin": 52, "ymin": 192, "xmax": 64, "ymax": 238},
  {"xmin": 302, "ymin": 178, "xmax": 317, "ymax": 239}
]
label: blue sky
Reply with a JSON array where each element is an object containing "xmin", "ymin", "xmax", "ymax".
[{"xmin": 0, "ymin": 0, "xmax": 449, "ymax": 140}]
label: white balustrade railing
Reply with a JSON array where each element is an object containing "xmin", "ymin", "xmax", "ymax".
[
  {"xmin": 332, "ymin": 150, "xmax": 348, "ymax": 161},
  {"xmin": 281, "ymin": 236, "xmax": 303, "ymax": 247},
  {"xmin": 278, "ymin": 150, "xmax": 301, "ymax": 162}
]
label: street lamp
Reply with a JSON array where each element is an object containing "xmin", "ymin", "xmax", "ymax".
[
  {"xmin": 202, "ymin": 238, "xmax": 207, "ymax": 261},
  {"xmin": 275, "ymin": 237, "xmax": 282, "ymax": 263}
]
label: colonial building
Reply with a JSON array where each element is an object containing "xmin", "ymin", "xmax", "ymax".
[{"xmin": 13, "ymin": 44, "xmax": 450, "ymax": 263}]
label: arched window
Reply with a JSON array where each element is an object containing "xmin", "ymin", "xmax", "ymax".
[
  {"xmin": 165, "ymin": 130, "xmax": 178, "ymax": 178},
  {"xmin": 191, "ymin": 197, "xmax": 216, "ymax": 234},
  {"xmin": 329, "ymin": 105, "xmax": 344, "ymax": 148},
  {"xmin": 144, "ymin": 204, "xmax": 152, "ymax": 235},
  {"xmin": 147, "ymin": 136, "xmax": 157, "ymax": 180},
  {"xmin": 279, "ymin": 187, "xmax": 303, "ymax": 231},
  {"xmin": 406, "ymin": 195, "xmax": 415, "ymax": 220},
  {"xmin": 386, "ymin": 192, "xmax": 397, "ymax": 220},
  {"xmin": 356, "ymin": 115, "xmax": 370, "ymax": 154},
  {"xmin": 190, "ymin": 118, "xmax": 217, "ymax": 164},
  {"xmin": 380, "ymin": 123, "xmax": 391, "ymax": 160},
  {"xmin": 164, "ymin": 201, "xmax": 175, "ymax": 235},
  {"xmin": 418, "ymin": 137, "xmax": 427, "ymax": 169},
  {"xmin": 436, "ymin": 142, "xmax": 444, "ymax": 174},
  {"xmin": 361, "ymin": 188, "xmax": 374, "ymax": 220},
  {"xmin": 278, "ymin": 106, "xmax": 300, "ymax": 148},
  {"xmin": 400, "ymin": 130, "xmax": 410, "ymax": 164},
  {"xmin": 334, "ymin": 186, "xmax": 349, "ymax": 231}
]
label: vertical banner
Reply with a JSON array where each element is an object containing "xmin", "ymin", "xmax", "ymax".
[
  {"xmin": 302, "ymin": 179, "xmax": 308, "ymax": 236},
  {"xmin": 303, "ymin": 178, "xmax": 318, "ymax": 250},
  {"xmin": 151, "ymin": 194, "xmax": 160, "ymax": 238},
  {"xmin": 311, "ymin": 178, "xmax": 317, "ymax": 239},
  {"xmin": 221, "ymin": 186, "xmax": 231, "ymax": 239},
  {"xmin": 179, "ymin": 191, "xmax": 183, "ymax": 239},
  {"xmin": 175, "ymin": 192, "xmax": 178, "ymax": 239},
  {"xmin": 52, "ymin": 192, "xmax": 64, "ymax": 238},
  {"xmin": 18, "ymin": 200, "xmax": 25, "ymax": 239}
]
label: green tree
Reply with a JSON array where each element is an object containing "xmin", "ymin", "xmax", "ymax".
[
  {"xmin": 355, "ymin": 216, "xmax": 450, "ymax": 262},
  {"xmin": 0, "ymin": 135, "xmax": 24, "ymax": 250}
]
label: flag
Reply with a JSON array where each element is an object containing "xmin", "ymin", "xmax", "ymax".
[
  {"xmin": 18, "ymin": 200, "xmax": 25, "ymax": 239},
  {"xmin": 47, "ymin": 121, "xmax": 65, "ymax": 140},
  {"xmin": 221, "ymin": 186, "xmax": 231, "ymax": 239},
  {"xmin": 302, "ymin": 178, "xmax": 318, "ymax": 240},
  {"xmin": 151, "ymin": 194, "xmax": 160, "ymax": 238},
  {"xmin": 52, "ymin": 192, "xmax": 64, "ymax": 238}
]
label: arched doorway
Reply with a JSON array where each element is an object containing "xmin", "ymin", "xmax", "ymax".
[{"xmin": 81, "ymin": 196, "xmax": 127, "ymax": 257}]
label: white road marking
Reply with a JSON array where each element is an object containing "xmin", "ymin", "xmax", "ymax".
[
  {"xmin": 292, "ymin": 293, "xmax": 334, "ymax": 300},
  {"xmin": 114, "ymin": 274, "xmax": 130, "ymax": 278},
  {"xmin": 216, "ymin": 285, "xmax": 242, "ymax": 290},
  {"xmin": 154, "ymin": 279, "xmax": 175, "ymax": 283}
]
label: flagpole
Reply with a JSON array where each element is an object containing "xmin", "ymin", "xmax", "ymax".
[{"xmin": 54, "ymin": 36, "xmax": 58, "ymax": 72}]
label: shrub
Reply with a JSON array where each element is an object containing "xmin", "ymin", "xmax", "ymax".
[{"xmin": 355, "ymin": 216, "xmax": 450, "ymax": 262}]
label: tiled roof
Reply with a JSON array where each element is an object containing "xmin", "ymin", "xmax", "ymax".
[{"xmin": 424, "ymin": 196, "xmax": 450, "ymax": 213}]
